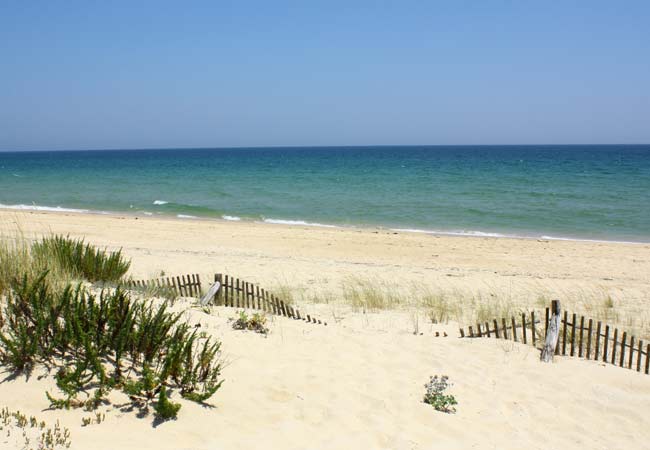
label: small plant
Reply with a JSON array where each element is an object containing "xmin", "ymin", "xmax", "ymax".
[
  {"xmin": 231, "ymin": 311, "xmax": 269, "ymax": 335},
  {"xmin": 154, "ymin": 386, "xmax": 181, "ymax": 421},
  {"xmin": 0, "ymin": 407, "xmax": 71, "ymax": 448},
  {"xmin": 423, "ymin": 375, "xmax": 457, "ymax": 413}
]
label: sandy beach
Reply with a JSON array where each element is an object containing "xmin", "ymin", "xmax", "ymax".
[{"xmin": 1, "ymin": 209, "xmax": 650, "ymax": 449}]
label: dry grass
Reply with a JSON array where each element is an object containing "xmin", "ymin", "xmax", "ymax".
[
  {"xmin": 262, "ymin": 275, "xmax": 650, "ymax": 340},
  {"xmin": 0, "ymin": 230, "xmax": 73, "ymax": 295}
]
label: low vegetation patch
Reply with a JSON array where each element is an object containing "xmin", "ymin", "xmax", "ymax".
[
  {"xmin": 0, "ymin": 407, "xmax": 71, "ymax": 449},
  {"xmin": 231, "ymin": 311, "xmax": 269, "ymax": 335},
  {"xmin": 0, "ymin": 233, "xmax": 130, "ymax": 296},
  {"xmin": 0, "ymin": 273, "xmax": 223, "ymax": 422},
  {"xmin": 32, "ymin": 235, "xmax": 130, "ymax": 284},
  {"xmin": 423, "ymin": 375, "xmax": 457, "ymax": 413}
]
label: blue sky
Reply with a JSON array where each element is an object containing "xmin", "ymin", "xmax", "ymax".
[{"xmin": 1, "ymin": 1, "xmax": 649, "ymax": 150}]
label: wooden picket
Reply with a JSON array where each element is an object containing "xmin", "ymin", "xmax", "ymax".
[
  {"xmin": 210, "ymin": 273, "xmax": 327, "ymax": 326},
  {"xmin": 127, "ymin": 273, "xmax": 201, "ymax": 298},
  {"xmin": 459, "ymin": 302, "xmax": 649, "ymax": 375}
]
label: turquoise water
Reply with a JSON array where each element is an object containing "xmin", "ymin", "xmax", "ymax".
[{"xmin": 1, "ymin": 145, "xmax": 649, "ymax": 242}]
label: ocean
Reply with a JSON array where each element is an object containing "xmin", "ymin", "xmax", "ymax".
[{"xmin": 1, "ymin": 145, "xmax": 649, "ymax": 242}]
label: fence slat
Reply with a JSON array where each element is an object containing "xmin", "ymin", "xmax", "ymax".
[
  {"xmin": 620, "ymin": 331, "xmax": 627, "ymax": 368},
  {"xmin": 562, "ymin": 311, "xmax": 568, "ymax": 356},
  {"xmin": 531, "ymin": 311, "xmax": 536, "ymax": 345},
  {"xmin": 578, "ymin": 316, "xmax": 585, "ymax": 358},
  {"xmin": 521, "ymin": 313, "xmax": 526, "ymax": 344},
  {"xmin": 598, "ymin": 322, "xmax": 609, "ymax": 362},
  {"xmin": 510, "ymin": 317, "xmax": 516, "ymax": 342},
  {"xmin": 629, "ymin": 336, "xmax": 635, "ymax": 369},
  {"xmin": 586, "ymin": 319, "xmax": 593, "ymax": 360},
  {"xmin": 638, "ymin": 340, "xmax": 643, "ymax": 372},
  {"xmin": 570, "ymin": 313, "xmax": 577, "ymax": 357},
  {"xmin": 646, "ymin": 344, "xmax": 650, "ymax": 375},
  {"xmin": 468, "ymin": 326, "xmax": 474, "ymax": 337},
  {"xmin": 176, "ymin": 276, "xmax": 183, "ymax": 296},
  {"xmin": 545, "ymin": 307, "xmax": 549, "ymax": 338},
  {"xmin": 611, "ymin": 328, "xmax": 618, "ymax": 365},
  {"xmin": 494, "ymin": 320, "xmax": 500, "ymax": 339}
]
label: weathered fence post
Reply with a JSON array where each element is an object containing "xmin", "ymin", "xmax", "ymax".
[{"xmin": 541, "ymin": 300, "xmax": 561, "ymax": 362}]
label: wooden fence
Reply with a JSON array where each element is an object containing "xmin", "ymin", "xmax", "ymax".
[
  {"xmin": 212, "ymin": 274, "xmax": 327, "ymax": 325},
  {"xmin": 126, "ymin": 273, "xmax": 327, "ymax": 326},
  {"xmin": 459, "ymin": 305, "xmax": 649, "ymax": 375},
  {"xmin": 127, "ymin": 273, "xmax": 202, "ymax": 297}
]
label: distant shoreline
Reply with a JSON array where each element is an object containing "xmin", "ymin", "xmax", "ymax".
[{"xmin": 1, "ymin": 203, "xmax": 646, "ymax": 246}]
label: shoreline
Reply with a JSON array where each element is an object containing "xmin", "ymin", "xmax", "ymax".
[{"xmin": 0, "ymin": 203, "xmax": 647, "ymax": 246}]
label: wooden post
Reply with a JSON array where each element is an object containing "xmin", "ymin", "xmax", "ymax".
[
  {"xmin": 637, "ymin": 340, "xmax": 643, "ymax": 372},
  {"xmin": 571, "ymin": 313, "xmax": 578, "ymax": 356},
  {"xmin": 541, "ymin": 300, "xmax": 561, "ymax": 362},
  {"xmin": 578, "ymin": 315, "xmax": 584, "ymax": 358},
  {"xmin": 485, "ymin": 322, "xmax": 491, "ymax": 338},
  {"xmin": 510, "ymin": 317, "xmax": 516, "ymax": 342},
  {"xmin": 176, "ymin": 276, "xmax": 183, "ymax": 296},
  {"xmin": 531, "ymin": 311, "xmax": 536, "ymax": 345},
  {"xmin": 494, "ymin": 319, "xmax": 500, "ymax": 339},
  {"xmin": 603, "ymin": 325, "xmax": 609, "ymax": 362},
  {"xmin": 469, "ymin": 326, "xmax": 474, "ymax": 337},
  {"xmin": 611, "ymin": 328, "xmax": 618, "ymax": 365},
  {"xmin": 521, "ymin": 313, "xmax": 526, "ymax": 344},
  {"xmin": 629, "ymin": 336, "xmax": 635, "ymax": 369},
  {"xmin": 586, "ymin": 319, "xmax": 593, "ymax": 360},
  {"xmin": 562, "ymin": 311, "xmax": 568, "ymax": 356},
  {"xmin": 646, "ymin": 343, "xmax": 650, "ymax": 375},
  {"xmin": 620, "ymin": 332, "xmax": 627, "ymax": 368},
  {"xmin": 501, "ymin": 318, "xmax": 508, "ymax": 340},
  {"xmin": 477, "ymin": 323, "xmax": 482, "ymax": 337},
  {"xmin": 460, "ymin": 328, "xmax": 465, "ymax": 337}
]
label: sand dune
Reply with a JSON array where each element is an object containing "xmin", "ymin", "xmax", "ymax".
[{"xmin": 1, "ymin": 210, "xmax": 650, "ymax": 449}]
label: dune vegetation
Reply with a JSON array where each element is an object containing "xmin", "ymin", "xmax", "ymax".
[{"xmin": 0, "ymin": 234, "xmax": 223, "ymax": 427}]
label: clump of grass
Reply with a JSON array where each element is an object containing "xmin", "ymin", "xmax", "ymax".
[
  {"xmin": 32, "ymin": 235, "xmax": 130, "ymax": 283},
  {"xmin": 423, "ymin": 375, "xmax": 457, "ymax": 413},
  {"xmin": 231, "ymin": 311, "xmax": 269, "ymax": 335},
  {"xmin": 0, "ymin": 273, "xmax": 223, "ymax": 422},
  {"xmin": 153, "ymin": 386, "xmax": 181, "ymax": 421},
  {"xmin": 0, "ymin": 407, "xmax": 71, "ymax": 449},
  {"xmin": 341, "ymin": 277, "xmax": 404, "ymax": 311}
]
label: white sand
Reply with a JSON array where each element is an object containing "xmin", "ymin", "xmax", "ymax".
[{"xmin": 1, "ymin": 210, "xmax": 650, "ymax": 449}]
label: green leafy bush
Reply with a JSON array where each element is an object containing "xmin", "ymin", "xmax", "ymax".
[
  {"xmin": 32, "ymin": 235, "xmax": 130, "ymax": 283},
  {"xmin": 0, "ymin": 273, "xmax": 223, "ymax": 420},
  {"xmin": 154, "ymin": 386, "xmax": 181, "ymax": 421},
  {"xmin": 423, "ymin": 375, "xmax": 457, "ymax": 413},
  {"xmin": 231, "ymin": 311, "xmax": 269, "ymax": 335}
]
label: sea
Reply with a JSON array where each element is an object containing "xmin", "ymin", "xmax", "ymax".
[{"xmin": 1, "ymin": 145, "xmax": 649, "ymax": 243}]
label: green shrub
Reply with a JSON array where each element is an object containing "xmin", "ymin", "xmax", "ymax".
[
  {"xmin": 154, "ymin": 386, "xmax": 181, "ymax": 421},
  {"xmin": 423, "ymin": 375, "xmax": 457, "ymax": 413},
  {"xmin": 0, "ymin": 273, "xmax": 223, "ymax": 420},
  {"xmin": 31, "ymin": 235, "xmax": 130, "ymax": 283}
]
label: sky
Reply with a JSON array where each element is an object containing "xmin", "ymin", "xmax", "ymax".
[{"xmin": 1, "ymin": 1, "xmax": 649, "ymax": 151}]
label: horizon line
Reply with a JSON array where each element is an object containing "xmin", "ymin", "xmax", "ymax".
[{"xmin": 2, "ymin": 143, "xmax": 650, "ymax": 153}]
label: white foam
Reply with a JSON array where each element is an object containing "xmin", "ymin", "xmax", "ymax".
[
  {"xmin": 263, "ymin": 218, "xmax": 338, "ymax": 228},
  {"xmin": 0, "ymin": 203, "xmax": 89, "ymax": 214},
  {"xmin": 143, "ymin": 211, "xmax": 154, "ymax": 216},
  {"xmin": 153, "ymin": 200, "xmax": 169, "ymax": 205},
  {"xmin": 392, "ymin": 228, "xmax": 508, "ymax": 238},
  {"xmin": 177, "ymin": 214, "xmax": 197, "ymax": 219},
  {"xmin": 222, "ymin": 215, "xmax": 241, "ymax": 221},
  {"xmin": 540, "ymin": 235, "xmax": 641, "ymax": 245}
]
